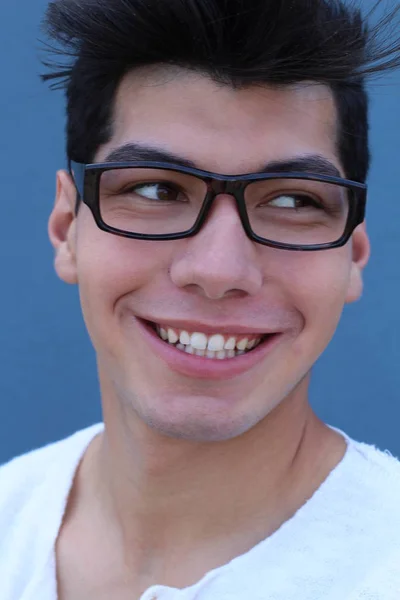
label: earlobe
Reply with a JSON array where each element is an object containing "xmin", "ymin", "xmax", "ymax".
[
  {"xmin": 345, "ymin": 222, "xmax": 370, "ymax": 304},
  {"xmin": 48, "ymin": 170, "xmax": 78, "ymax": 285}
]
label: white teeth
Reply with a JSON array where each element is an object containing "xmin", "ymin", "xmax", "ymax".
[
  {"xmin": 167, "ymin": 328, "xmax": 179, "ymax": 344},
  {"xmin": 179, "ymin": 331, "xmax": 191, "ymax": 345},
  {"xmin": 191, "ymin": 332, "xmax": 208, "ymax": 350},
  {"xmin": 157, "ymin": 325, "xmax": 263, "ymax": 360},
  {"xmin": 224, "ymin": 337, "xmax": 236, "ymax": 350},
  {"xmin": 207, "ymin": 334, "xmax": 225, "ymax": 352},
  {"xmin": 236, "ymin": 338, "xmax": 249, "ymax": 351}
]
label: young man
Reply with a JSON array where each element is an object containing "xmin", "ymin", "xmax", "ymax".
[{"xmin": 2, "ymin": 0, "xmax": 400, "ymax": 598}]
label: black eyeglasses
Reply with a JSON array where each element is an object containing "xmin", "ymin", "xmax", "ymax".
[{"xmin": 70, "ymin": 160, "xmax": 367, "ymax": 252}]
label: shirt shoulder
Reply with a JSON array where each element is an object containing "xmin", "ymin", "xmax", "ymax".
[
  {"xmin": 346, "ymin": 436, "xmax": 400, "ymax": 502},
  {"xmin": 0, "ymin": 424, "xmax": 103, "ymax": 600},
  {"xmin": 0, "ymin": 423, "xmax": 103, "ymax": 515},
  {"xmin": 318, "ymin": 432, "xmax": 400, "ymax": 538}
]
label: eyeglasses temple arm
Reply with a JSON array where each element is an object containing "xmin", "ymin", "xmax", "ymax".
[{"xmin": 69, "ymin": 160, "xmax": 85, "ymax": 213}]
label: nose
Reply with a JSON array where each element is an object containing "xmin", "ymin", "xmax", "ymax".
[{"xmin": 169, "ymin": 195, "xmax": 264, "ymax": 300}]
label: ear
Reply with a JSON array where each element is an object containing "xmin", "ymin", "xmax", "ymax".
[
  {"xmin": 48, "ymin": 170, "xmax": 78, "ymax": 285},
  {"xmin": 345, "ymin": 222, "xmax": 370, "ymax": 304}
]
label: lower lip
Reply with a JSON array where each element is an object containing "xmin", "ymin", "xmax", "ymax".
[{"xmin": 136, "ymin": 319, "xmax": 283, "ymax": 380}]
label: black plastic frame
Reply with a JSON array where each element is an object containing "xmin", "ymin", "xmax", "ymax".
[{"xmin": 70, "ymin": 160, "xmax": 367, "ymax": 252}]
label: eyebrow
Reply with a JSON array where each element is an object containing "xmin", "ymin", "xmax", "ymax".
[{"xmin": 103, "ymin": 143, "xmax": 342, "ymax": 178}]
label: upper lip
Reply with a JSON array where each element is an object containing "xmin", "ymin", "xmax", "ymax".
[{"xmin": 140, "ymin": 317, "xmax": 281, "ymax": 336}]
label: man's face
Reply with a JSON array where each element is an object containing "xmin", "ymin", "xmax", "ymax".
[{"xmin": 50, "ymin": 69, "xmax": 369, "ymax": 442}]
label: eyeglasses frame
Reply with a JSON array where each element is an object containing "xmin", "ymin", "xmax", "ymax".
[{"xmin": 70, "ymin": 159, "xmax": 367, "ymax": 252}]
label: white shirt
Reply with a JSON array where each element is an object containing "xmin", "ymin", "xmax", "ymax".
[{"xmin": 1, "ymin": 423, "xmax": 400, "ymax": 600}]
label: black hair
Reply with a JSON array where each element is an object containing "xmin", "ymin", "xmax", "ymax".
[{"xmin": 42, "ymin": 0, "xmax": 400, "ymax": 182}]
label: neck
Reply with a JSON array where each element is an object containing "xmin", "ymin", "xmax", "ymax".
[{"xmin": 83, "ymin": 379, "xmax": 345, "ymax": 584}]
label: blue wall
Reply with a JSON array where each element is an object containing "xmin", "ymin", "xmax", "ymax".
[{"xmin": 0, "ymin": 1, "xmax": 399, "ymax": 463}]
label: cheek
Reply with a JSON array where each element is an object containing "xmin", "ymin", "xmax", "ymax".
[
  {"xmin": 277, "ymin": 248, "xmax": 352, "ymax": 353},
  {"xmin": 74, "ymin": 214, "xmax": 173, "ymax": 343}
]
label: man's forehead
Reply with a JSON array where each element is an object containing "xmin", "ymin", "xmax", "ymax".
[
  {"xmin": 102, "ymin": 68, "xmax": 340, "ymax": 174},
  {"xmin": 116, "ymin": 66, "xmax": 336, "ymax": 117}
]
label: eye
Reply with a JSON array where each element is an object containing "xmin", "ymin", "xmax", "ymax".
[
  {"xmin": 131, "ymin": 182, "xmax": 184, "ymax": 202},
  {"xmin": 268, "ymin": 194, "xmax": 320, "ymax": 209}
]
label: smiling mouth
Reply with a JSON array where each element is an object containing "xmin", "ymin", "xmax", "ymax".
[{"xmin": 147, "ymin": 321, "xmax": 275, "ymax": 360}]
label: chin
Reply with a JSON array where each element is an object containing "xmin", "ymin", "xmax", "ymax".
[{"xmin": 136, "ymin": 394, "xmax": 263, "ymax": 443}]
